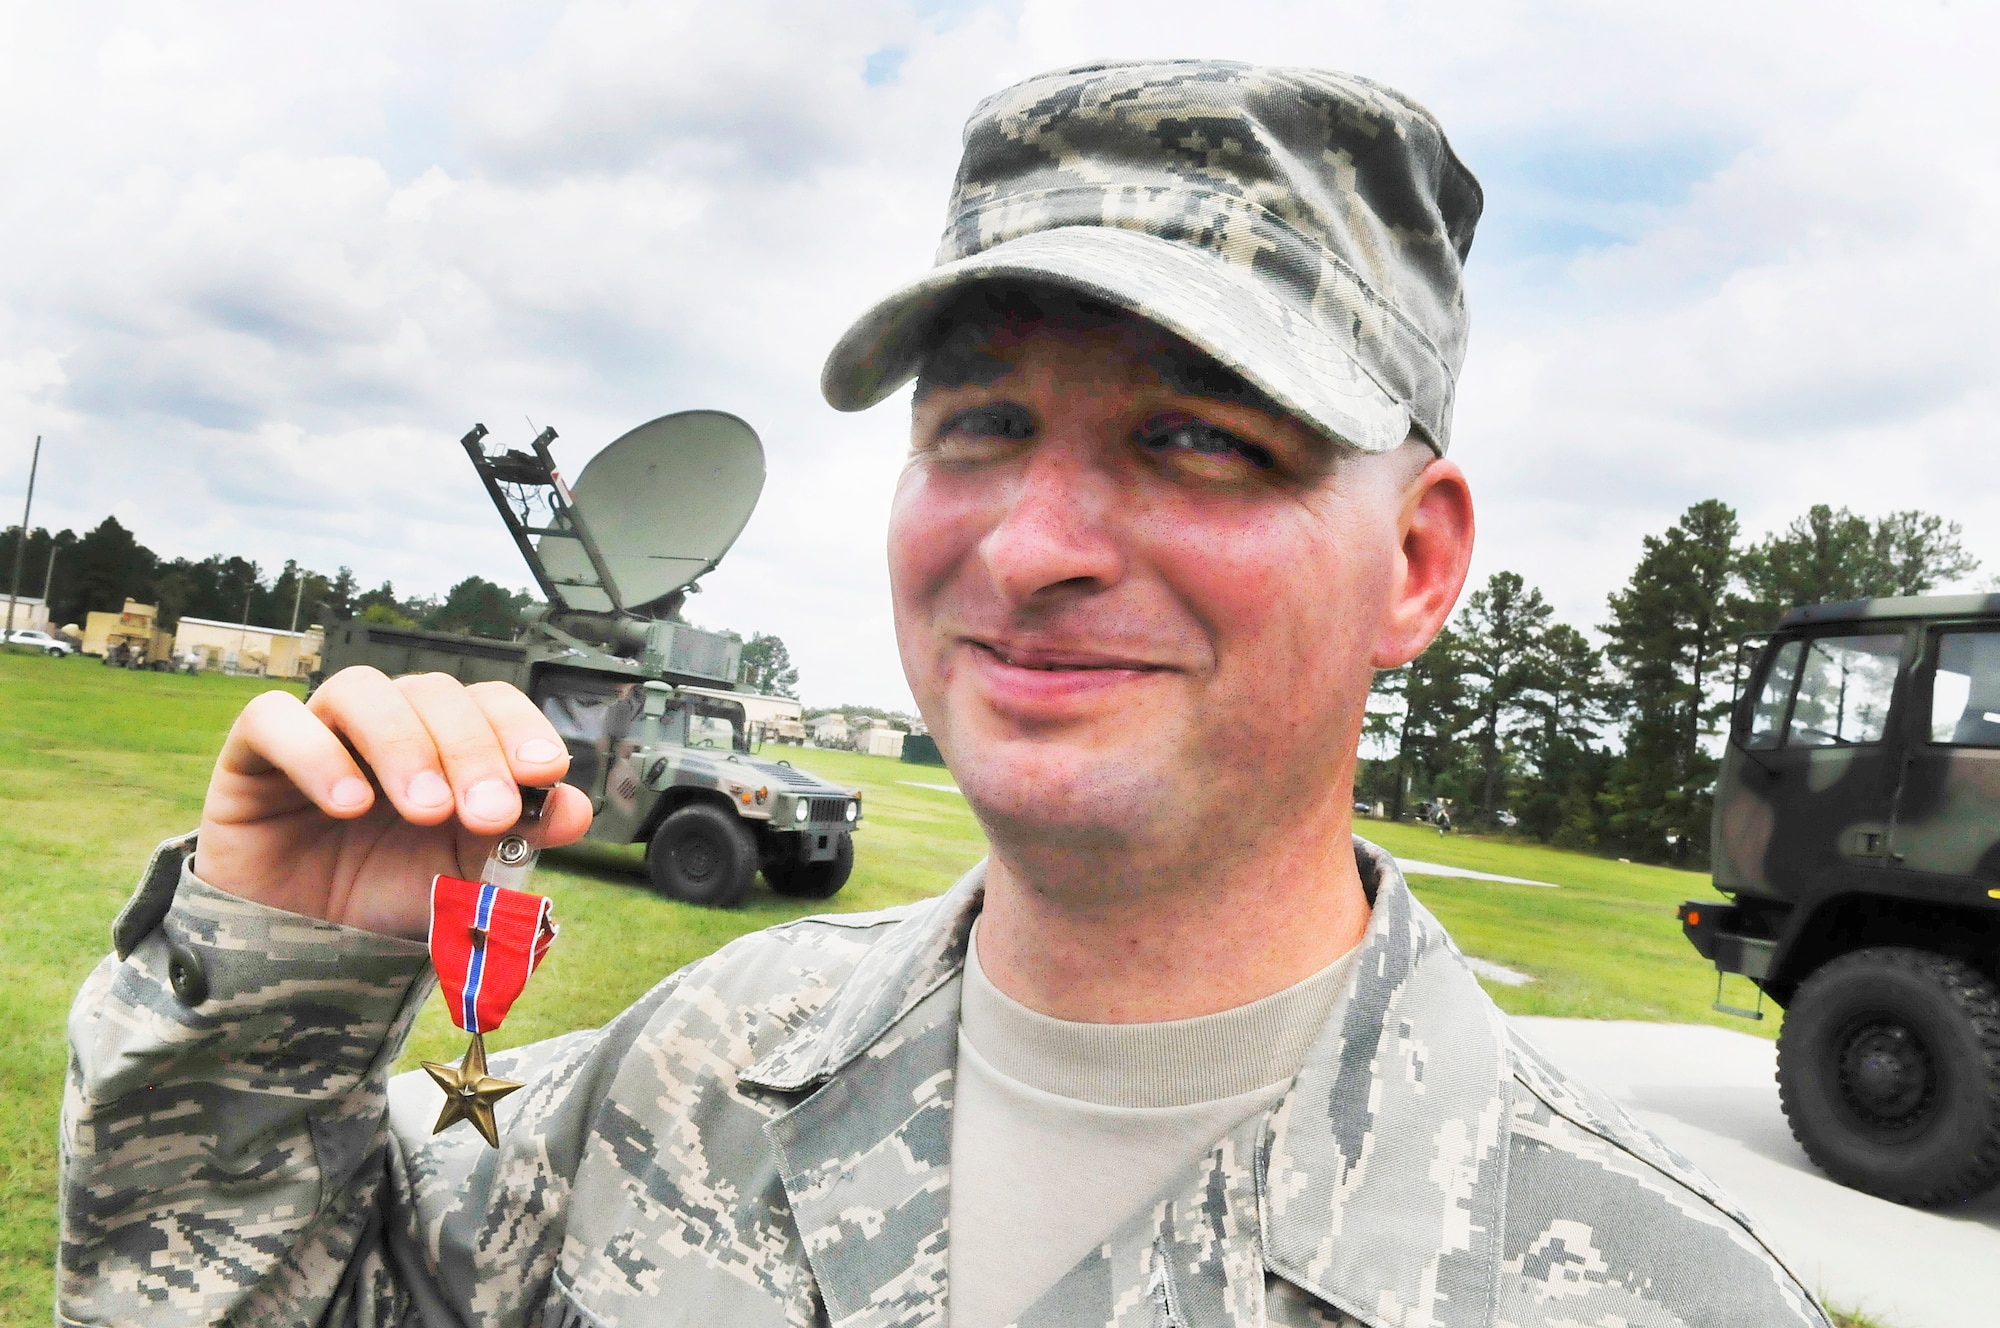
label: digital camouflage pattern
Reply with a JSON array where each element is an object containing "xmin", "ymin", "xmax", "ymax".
[
  {"xmin": 822, "ymin": 61, "xmax": 1483, "ymax": 457},
  {"xmin": 62, "ymin": 835, "xmax": 1827, "ymax": 1328}
]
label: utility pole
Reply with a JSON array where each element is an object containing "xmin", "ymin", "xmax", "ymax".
[
  {"xmin": 4, "ymin": 435, "xmax": 42, "ymax": 642},
  {"xmin": 42, "ymin": 542, "xmax": 56, "ymax": 601},
  {"xmin": 238, "ymin": 584, "xmax": 253, "ymax": 674},
  {"xmin": 289, "ymin": 567, "xmax": 305, "ymax": 634}
]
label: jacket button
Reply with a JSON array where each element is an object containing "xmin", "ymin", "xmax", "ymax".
[{"xmin": 167, "ymin": 946, "xmax": 209, "ymax": 1007}]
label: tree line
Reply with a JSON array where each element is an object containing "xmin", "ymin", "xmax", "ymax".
[
  {"xmin": 0, "ymin": 515, "xmax": 540, "ymax": 639},
  {"xmin": 0, "ymin": 513, "xmax": 807, "ymax": 696},
  {"xmin": 1362, "ymin": 501, "xmax": 1980, "ymax": 867}
]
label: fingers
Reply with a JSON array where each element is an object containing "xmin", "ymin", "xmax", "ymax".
[
  {"xmin": 305, "ymin": 668, "xmax": 462, "ymax": 827},
  {"xmin": 464, "ymin": 681, "xmax": 590, "ymax": 845},
  {"xmin": 215, "ymin": 688, "xmax": 376, "ymax": 820},
  {"xmin": 389, "ymin": 672, "xmax": 534, "ymax": 834},
  {"xmin": 299, "ymin": 666, "xmax": 584, "ymax": 840}
]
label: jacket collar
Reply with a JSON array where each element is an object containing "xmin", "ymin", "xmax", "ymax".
[
  {"xmin": 745, "ymin": 844, "xmax": 1512, "ymax": 1328},
  {"xmin": 741, "ymin": 862, "xmax": 986, "ymax": 1094},
  {"xmin": 1260, "ymin": 840, "xmax": 1513, "ymax": 1328}
]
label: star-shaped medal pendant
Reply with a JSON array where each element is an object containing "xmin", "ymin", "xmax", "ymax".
[{"xmin": 422, "ymin": 1033, "xmax": 523, "ymax": 1148}]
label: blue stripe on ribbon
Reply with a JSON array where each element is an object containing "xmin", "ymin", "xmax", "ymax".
[{"xmin": 461, "ymin": 883, "xmax": 498, "ymax": 1033}]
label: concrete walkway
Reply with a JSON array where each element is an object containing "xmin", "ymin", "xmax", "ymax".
[
  {"xmin": 1516, "ymin": 1017, "xmax": 2000, "ymax": 1328},
  {"xmin": 1395, "ymin": 857, "xmax": 1561, "ymax": 889}
]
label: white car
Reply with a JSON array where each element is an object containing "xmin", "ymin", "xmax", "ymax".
[{"xmin": 3, "ymin": 628, "xmax": 74, "ymax": 656}]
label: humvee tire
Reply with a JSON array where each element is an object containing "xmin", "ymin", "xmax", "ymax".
[
  {"xmin": 646, "ymin": 804, "xmax": 757, "ymax": 908},
  {"xmin": 765, "ymin": 833, "xmax": 854, "ymax": 901},
  {"xmin": 1776, "ymin": 947, "xmax": 2000, "ymax": 1206}
]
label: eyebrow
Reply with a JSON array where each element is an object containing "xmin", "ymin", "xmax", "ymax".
[{"xmin": 913, "ymin": 305, "xmax": 1289, "ymax": 420}]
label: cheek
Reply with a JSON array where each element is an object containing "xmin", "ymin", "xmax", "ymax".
[
  {"xmin": 1139, "ymin": 497, "xmax": 1392, "ymax": 698},
  {"xmin": 887, "ymin": 465, "xmax": 984, "ymax": 651}
]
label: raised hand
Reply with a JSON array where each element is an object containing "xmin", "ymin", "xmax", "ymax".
[{"xmin": 195, "ymin": 667, "xmax": 592, "ymax": 939}]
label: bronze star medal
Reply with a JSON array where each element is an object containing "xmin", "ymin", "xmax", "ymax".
[
  {"xmin": 424, "ymin": 788, "xmax": 559, "ymax": 1149},
  {"xmin": 423, "ymin": 1032, "xmax": 523, "ymax": 1148}
]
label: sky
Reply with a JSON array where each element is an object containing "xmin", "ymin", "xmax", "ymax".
[{"xmin": 3, "ymin": 0, "xmax": 1997, "ymax": 710}]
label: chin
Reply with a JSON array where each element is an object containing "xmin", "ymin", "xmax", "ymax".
[{"xmin": 949, "ymin": 729, "xmax": 1182, "ymax": 848}]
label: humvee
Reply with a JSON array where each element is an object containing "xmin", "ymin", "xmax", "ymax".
[
  {"xmin": 1681, "ymin": 593, "xmax": 2000, "ymax": 1206},
  {"xmin": 316, "ymin": 619, "xmax": 860, "ymax": 908},
  {"xmin": 313, "ymin": 411, "xmax": 862, "ymax": 909}
]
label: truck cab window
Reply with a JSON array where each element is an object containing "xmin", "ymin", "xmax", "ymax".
[
  {"xmin": 1929, "ymin": 631, "xmax": 2000, "ymax": 746},
  {"xmin": 1785, "ymin": 633, "xmax": 1902, "ymax": 748},
  {"xmin": 1744, "ymin": 638, "xmax": 1803, "ymax": 750}
]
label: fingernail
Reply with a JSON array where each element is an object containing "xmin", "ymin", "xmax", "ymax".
[
  {"xmin": 517, "ymin": 737, "xmax": 564, "ymax": 764},
  {"xmin": 406, "ymin": 770, "xmax": 451, "ymax": 808},
  {"xmin": 330, "ymin": 776, "xmax": 370, "ymax": 810},
  {"xmin": 465, "ymin": 779, "xmax": 516, "ymax": 823}
]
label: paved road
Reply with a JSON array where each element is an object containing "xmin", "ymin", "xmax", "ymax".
[{"xmin": 1517, "ymin": 1017, "xmax": 2000, "ymax": 1328}]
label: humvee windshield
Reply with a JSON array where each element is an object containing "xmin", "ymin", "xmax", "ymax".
[{"xmin": 684, "ymin": 696, "xmax": 750, "ymax": 752}]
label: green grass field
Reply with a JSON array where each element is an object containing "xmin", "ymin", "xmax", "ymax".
[{"xmin": 0, "ymin": 648, "xmax": 1782, "ymax": 1323}]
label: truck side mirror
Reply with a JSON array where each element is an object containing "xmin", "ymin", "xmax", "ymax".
[{"xmin": 641, "ymin": 681, "xmax": 675, "ymax": 718}]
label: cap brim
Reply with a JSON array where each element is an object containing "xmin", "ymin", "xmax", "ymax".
[{"xmin": 820, "ymin": 225, "xmax": 1413, "ymax": 454}]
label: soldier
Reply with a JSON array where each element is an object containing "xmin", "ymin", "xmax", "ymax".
[{"xmin": 60, "ymin": 62, "xmax": 1831, "ymax": 1328}]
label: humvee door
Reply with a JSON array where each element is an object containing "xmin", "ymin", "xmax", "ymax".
[
  {"xmin": 1890, "ymin": 625, "xmax": 2000, "ymax": 884},
  {"xmin": 1731, "ymin": 627, "xmax": 1910, "ymax": 899}
]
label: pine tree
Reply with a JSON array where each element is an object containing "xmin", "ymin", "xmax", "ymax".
[
  {"xmin": 1602, "ymin": 500, "xmax": 1743, "ymax": 863},
  {"xmin": 1517, "ymin": 623, "xmax": 1609, "ymax": 845},
  {"xmin": 1454, "ymin": 571, "xmax": 1554, "ymax": 824},
  {"xmin": 1372, "ymin": 628, "xmax": 1472, "ymax": 822}
]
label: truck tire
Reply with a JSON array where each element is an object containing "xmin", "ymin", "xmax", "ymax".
[
  {"xmin": 1776, "ymin": 946, "xmax": 2000, "ymax": 1206},
  {"xmin": 645, "ymin": 804, "xmax": 756, "ymax": 908},
  {"xmin": 765, "ymin": 833, "xmax": 854, "ymax": 901}
]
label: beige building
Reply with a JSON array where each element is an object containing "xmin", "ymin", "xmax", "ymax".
[
  {"xmin": 0, "ymin": 595, "xmax": 50, "ymax": 635},
  {"xmin": 173, "ymin": 617, "xmax": 325, "ymax": 679}
]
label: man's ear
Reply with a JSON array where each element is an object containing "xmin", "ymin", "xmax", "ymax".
[{"xmin": 1371, "ymin": 447, "xmax": 1474, "ymax": 669}]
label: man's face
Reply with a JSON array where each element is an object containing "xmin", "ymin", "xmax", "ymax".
[{"xmin": 888, "ymin": 310, "xmax": 1440, "ymax": 859}]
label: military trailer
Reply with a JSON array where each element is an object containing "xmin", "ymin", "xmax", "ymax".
[
  {"xmin": 1682, "ymin": 593, "xmax": 2000, "ymax": 1206},
  {"xmin": 313, "ymin": 412, "xmax": 861, "ymax": 909}
]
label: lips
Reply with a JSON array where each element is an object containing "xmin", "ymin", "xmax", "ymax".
[
  {"xmin": 960, "ymin": 637, "xmax": 1174, "ymax": 717},
  {"xmin": 975, "ymin": 641, "xmax": 1165, "ymax": 672}
]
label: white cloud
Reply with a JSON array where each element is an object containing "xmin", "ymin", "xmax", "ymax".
[{"xmin": 3, "ymin": 0, "xmax": 1998, "ymax": 707}]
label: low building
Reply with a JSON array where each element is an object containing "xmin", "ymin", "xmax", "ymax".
[
  {"xmin": 0, "ymin": 595, "xmax": 50, "ymax": 635},
  {"xmin": 173, "ymin": 617, "xmax": 325, "ymax": 679}
]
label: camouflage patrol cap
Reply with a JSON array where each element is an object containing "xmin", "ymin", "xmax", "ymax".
[{"xmin": 822, "ymin": 59, "xmax": 1483, "ymax": 454}]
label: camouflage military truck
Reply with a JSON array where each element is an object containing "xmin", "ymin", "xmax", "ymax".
[
  {"xmin": 316, "ymin": 620, "xmax": 860, "ymax": 908},
  {"xmin": 1682, "ymin": 593, "xmax": 2000, "ymax": 1206},
  {"xmin": 312, "ymin": 411, "xmax": 862, "ymax": 908}
]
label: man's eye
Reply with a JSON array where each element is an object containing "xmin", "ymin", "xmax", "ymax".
[
  {"xmin": 943, "ymin": 403, "xmax": 1035, "ymax": 441},
  {"xmin": 1133, "ymin": 418, "xmax": 1276, "ymax": 471}
]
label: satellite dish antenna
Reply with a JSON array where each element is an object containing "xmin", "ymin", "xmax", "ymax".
[{"xmin": 535, "ymin": 411, "xmax": 766, "ymax": 615}]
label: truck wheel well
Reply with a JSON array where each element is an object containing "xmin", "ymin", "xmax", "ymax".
[
  {"xmin": 1778, "ymin": 895, "xmax": 2000, "ymax": 1000},
  {"xmin": 639, "ymin": 787, "xmax": 741, "ymax": 843}
]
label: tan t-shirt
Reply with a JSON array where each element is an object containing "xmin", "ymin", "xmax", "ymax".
[{"xmin": 947, "ymin": 927, "xmax": 1357, "ymax": 1328}]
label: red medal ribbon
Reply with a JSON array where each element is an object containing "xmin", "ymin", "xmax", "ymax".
[{"xmin": 428, "ymin": 875, "xmax": 558, "ymax": 1035}]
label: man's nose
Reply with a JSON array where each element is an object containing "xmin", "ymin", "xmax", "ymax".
[{"xmin": 976, "ymin": 439, "xmax": 1125, "ymax": 608}]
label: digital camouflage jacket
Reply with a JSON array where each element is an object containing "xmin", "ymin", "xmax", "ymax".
[{"xmin": 60, "ymin": 836, "xmax": 1830, "ymax": 1328}]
